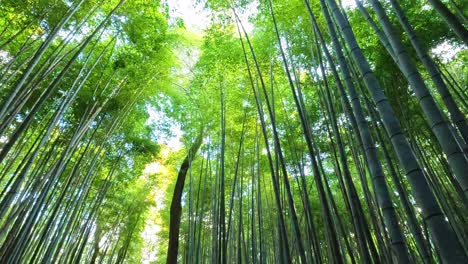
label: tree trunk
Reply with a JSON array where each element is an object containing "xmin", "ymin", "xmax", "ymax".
[
  {"xmin": 427, "ymin": 0, "xmax": 468, "ymax": 44},
  {"xmin": 166, "ymin": 131, "xmax": 203, "ymax": 264}
]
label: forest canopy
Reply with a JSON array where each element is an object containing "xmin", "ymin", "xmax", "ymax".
[{"xmin": 0, "ymin": 0, "xmax": 466, "ymax": 263}]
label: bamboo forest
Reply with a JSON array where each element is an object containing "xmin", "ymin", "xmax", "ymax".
[{"xmin": 0, "ymin": 0, "xmax": 468, "ymax": 263}]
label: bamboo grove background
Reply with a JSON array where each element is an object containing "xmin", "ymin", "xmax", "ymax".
[{"xmin": 0, "ymin": 0, "xmax": 466, "ymax": 263}]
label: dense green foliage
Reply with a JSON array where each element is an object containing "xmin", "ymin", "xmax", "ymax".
[{"xmin": 0, "ymin": 0, "xmax": 466, "ymax": 263}]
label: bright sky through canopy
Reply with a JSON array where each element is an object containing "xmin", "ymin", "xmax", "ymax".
[{"xmin": 166, "ymin": 0, "xmax": 257, "ymax": 33}]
